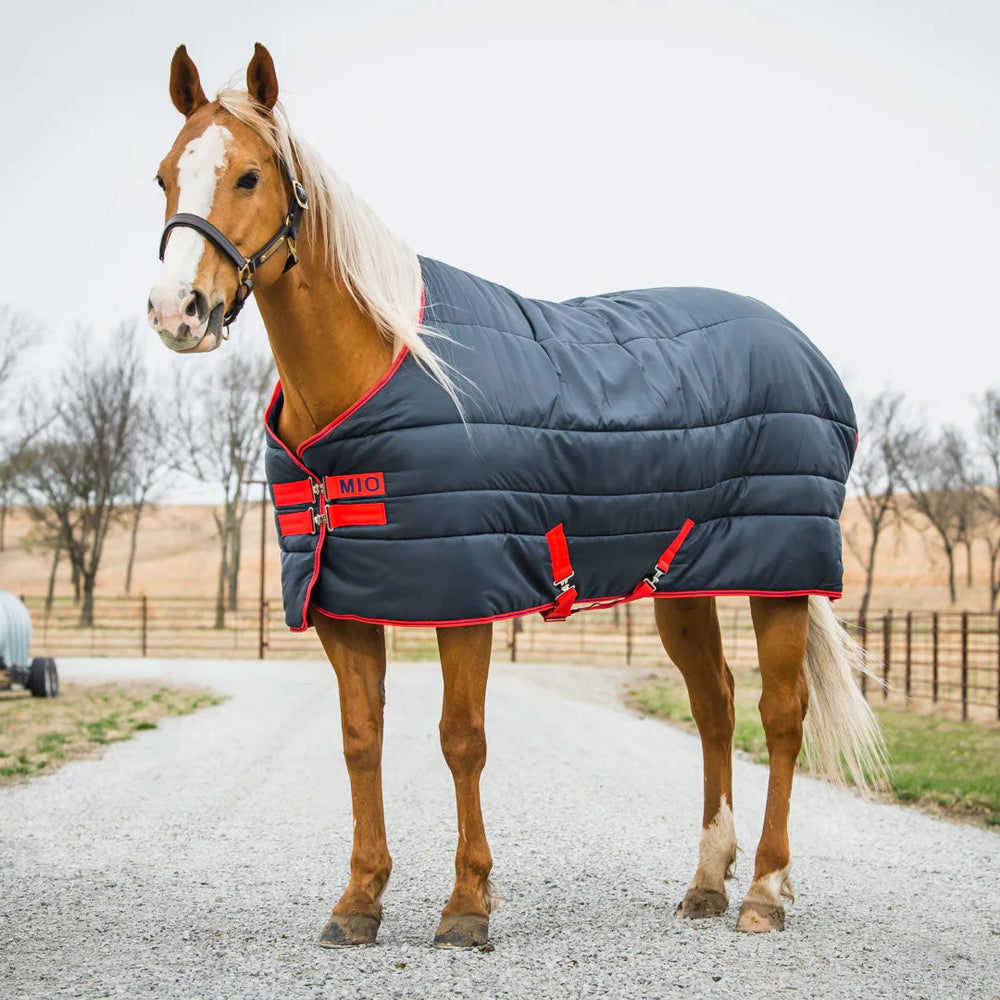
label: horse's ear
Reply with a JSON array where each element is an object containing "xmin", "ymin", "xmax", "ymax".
[
  {"xmin": 169, "ymin": 45, "xmax": 208, "ymax": 117},
  {"xmin": 247, "ymin": 43, "xmax": 279, "ymax": 111}
]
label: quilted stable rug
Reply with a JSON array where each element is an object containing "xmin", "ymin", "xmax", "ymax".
[{"xmin": 265, "ymin": 257, "xmax": 856, "ymax": 630}]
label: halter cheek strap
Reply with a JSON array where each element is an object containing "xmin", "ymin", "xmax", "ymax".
[{"xmin": 157, "ymin": 171, "xmax": 308, "ymax": 327}]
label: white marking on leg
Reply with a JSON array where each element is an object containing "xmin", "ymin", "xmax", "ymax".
[
  {"xmin": 689, "ymin": 800, "xmax": 736, "ymax": 895},
  {"xmin": 743, "ymin": 863, "xmax": 794, "ymax": 907}
]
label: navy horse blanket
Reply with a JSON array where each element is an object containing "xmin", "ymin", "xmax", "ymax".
[{"xmin": 265, "ymin": 257, "xmax": 856, "ymax": 630}]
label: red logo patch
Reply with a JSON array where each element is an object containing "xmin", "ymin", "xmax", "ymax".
[{"xmin": 325, "ymin": 472, "xmax": 385, "ymax": 499}]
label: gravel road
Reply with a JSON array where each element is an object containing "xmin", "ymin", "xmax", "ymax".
[{"xmin": 1, "ymin": 657, "xmax": 997, "ymax": 1000}]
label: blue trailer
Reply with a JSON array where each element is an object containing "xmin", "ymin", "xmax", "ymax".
[{"xmin": 0, "ymin": 590, "xmax": 58, "ymax": 697}]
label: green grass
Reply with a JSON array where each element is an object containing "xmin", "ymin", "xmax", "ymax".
[
  {"xmin": 0, "ymin": 682, "xmax": 225, "ymax": 785},
  {"xmin": 629, "ymin": 673, "xmax": 1000, "ymax": 826}
]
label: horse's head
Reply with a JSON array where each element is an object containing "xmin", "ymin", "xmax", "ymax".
[{"xmin": 148, "ymin": 44, "xmax": 305, "ymax": 353}]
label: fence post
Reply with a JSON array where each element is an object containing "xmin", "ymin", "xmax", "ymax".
[
  {"xmin": 961, "ymin": 611, "xmax": 969, "ymax": 722},
  {"xmin": 141, "ymin": 595, "xmax": 148, "ymax": 657},
  {"xmin": 904, "ymin": 611, "xmax": 912, "ymax": 703},
  {"xmin": 625, "ymin": 604, "xmax": 633, "ymax": 665},
  {"xmin": 858, "ymin": 612, "xmax": 867, "ymax": 696},
  {"xmin": 932, "ymin": 612, "xmax": 939, "ymax": 703},
  {"xmin": 882, "ymin": 611, "xmax": 892, "ymax": 702},
  {"xmin": 257, "ymin": 594, "xmax": 266, "ymax": 660}
]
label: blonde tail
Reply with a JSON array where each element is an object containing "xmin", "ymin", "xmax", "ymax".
[{"xmin": 802, "ymin": 596, "xmax": 889, "ymax": 792}]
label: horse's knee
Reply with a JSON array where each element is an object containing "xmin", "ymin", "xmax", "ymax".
[
  {"xmin": 342, "ymin": 718, "xmax": 382, "ymax": 772},
  {"xmin": 439, "ymin": 718, "xmax": 487, "ymax": 775},
  {"xmin": 758, "ymin": 692, "xmax": 804, "ymax": 754}
]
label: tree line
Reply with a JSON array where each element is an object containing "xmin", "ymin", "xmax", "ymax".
[
  {"xmin": 0, "ymin": 309, "xmax": 273, "ymax": 626},
  {"xmin": 848, "ymin": 389, "xmax": 1000, "ymax": 616}
]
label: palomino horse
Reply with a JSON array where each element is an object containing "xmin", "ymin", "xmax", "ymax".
[{"xmin": 148, "ymin": 44, "xmax": 885, "ymax": 947}]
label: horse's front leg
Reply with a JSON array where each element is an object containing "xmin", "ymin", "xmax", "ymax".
[
  {"xmin": 434, "ymin": 623, "xmax": 494, "ymax": 947},
  {"xmin": 313, "ymin": 616, "xmax": 391, "ymax": 947}
]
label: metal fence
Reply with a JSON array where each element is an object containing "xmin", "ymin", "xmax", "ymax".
[{"xmin": 16, "ymin": 595, "xmax": 1000, "ymax": 721}]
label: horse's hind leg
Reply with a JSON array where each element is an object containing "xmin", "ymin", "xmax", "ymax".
[
  {"xmin": 434, "ymin": 623, "xmax": 494, "ymax": 947},
  {"xmin": 313, "ymin": 616, "xmax": 391, "ymax": 947},
  {"xmin": 737, "ymin": 595, "xmax": 809, "ymax": 933},
  {"xmin": 654, "ymin": 597, "xmax": 737, "ymax": 918}
]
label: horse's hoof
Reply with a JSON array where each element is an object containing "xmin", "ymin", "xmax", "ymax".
[
  {"xmin": 736, "ymin": 900, "xmax": 785, "ymax": 933},
  {"xmin": 433, "ymin": 913, "xmax": 490, "ymax": 948},
  {"xmin": 676, "ymin": 887, "xmax": 729, "ymax": 919},
  {"xmin": 318, "ymin": 913, "xmax": 380, "ymax": 947}
]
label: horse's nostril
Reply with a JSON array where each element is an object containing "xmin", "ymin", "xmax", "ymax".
[
  {"xmin": 147, "ymin": 299, "xmax": 154, "ymax": 314},
  {"xmin": 185, "ymin": 298, "xmax": 198, "ymax": 318},
  {"xmin": 192, "ymin": 288, "xmax": 210, "ymax": 322}
]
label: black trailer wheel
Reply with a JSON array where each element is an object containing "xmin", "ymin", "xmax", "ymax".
[{"xmin": 28, "ymin": 657, "xmax": 58, "ymax": 698}]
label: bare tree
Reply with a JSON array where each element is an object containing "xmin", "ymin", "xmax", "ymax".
[
  {"xmin": 17, "ymin": 329, "xmax": 146, "ymax": 624},
  {"xmin": 0, "ymin": 306, "xmax": 40, "ymax": 552},
  {"xmin": 976, "ymin": 388, "xmax": 1000, "ymax": 610},
  {"xmin": 175, "ymin": 351, "xmax": 274, "ymax": 628},
  {"xmin": 898, "ymin": 425, "xmax": 971, "ymax": 605},
  {"xmin": 0, "ymin": 305, "xmax": 34, "ymax": 393},
  {"xmin": 846, "ymin": 392, "xmax": 911, "ymax": 622},
  {"xmin": 123, "ymin": 400, "xmax": 173, "ymax": 595}
]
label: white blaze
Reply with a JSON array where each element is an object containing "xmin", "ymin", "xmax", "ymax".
[{"xmin": 159, "ymin": 123, "xmax": 233, "ymax": 287}]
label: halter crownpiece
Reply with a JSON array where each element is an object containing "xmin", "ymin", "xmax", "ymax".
[{"xmin": 157, "ymin": 159, "xmax": 308, "ymax": 327}]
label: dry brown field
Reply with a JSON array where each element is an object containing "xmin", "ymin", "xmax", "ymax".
[{"xmin": 0, "ymin": 498, "xmax": 994, "ymax": 613}]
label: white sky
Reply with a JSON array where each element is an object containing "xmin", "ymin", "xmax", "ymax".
[{"xmin": 1, "ymin": 0, "xmax": 997, "ymax": 428}]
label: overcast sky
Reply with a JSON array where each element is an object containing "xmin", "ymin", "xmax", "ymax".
[{"xmin": 1, "ymin": 0, "xmax": 996, "ymax": 427}]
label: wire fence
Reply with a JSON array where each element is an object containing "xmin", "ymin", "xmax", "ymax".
[{"xmin": 16, "ymin": 595, "xmax": 1000, "ymax": 722}]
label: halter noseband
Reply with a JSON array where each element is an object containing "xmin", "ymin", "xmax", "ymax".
[{"xmin": 157, "ymin": 159, "xmax": 308, "ymax": 328}]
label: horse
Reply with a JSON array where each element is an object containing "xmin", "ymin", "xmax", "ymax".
[{"xmin": 147, "ymin": 43, "xmax": 886, "ymax": 947}]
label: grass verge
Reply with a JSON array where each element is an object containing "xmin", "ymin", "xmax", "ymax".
[
  {"xmin": 627, "ymin": 671, "xmax": 1000, "ymax": 828},
  {"xmin": 0, "ymin": 681, "xmax": 225, "ymax": 786}
]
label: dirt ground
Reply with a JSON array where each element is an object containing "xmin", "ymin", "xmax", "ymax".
[{"xmin": 0, "ymin": 498, "xmax": 995, "ymax": 611}]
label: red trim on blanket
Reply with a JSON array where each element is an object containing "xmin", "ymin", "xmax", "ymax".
[
  {"xmin": 267, "ymin": 287, "xmax": 426, "ymax": 632},
  {"xmin": 295, "ymin": 347, "xmax": 411, "ymax": 458},
  {"xmin": 306, "ymin": 587, "xmax": 842, "ymax": 629},
  {"xmin": 293, "ymin": 288, "xmax": 424, "ymax": 459}
]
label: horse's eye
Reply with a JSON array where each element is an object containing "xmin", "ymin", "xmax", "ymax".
[
  {"xmin": 237, "ymin": 172, "xmax": 259, "ymax": 190},
  {"xmin": 155, "ymin": 175, "xmax": 166, "ymax": 191}
]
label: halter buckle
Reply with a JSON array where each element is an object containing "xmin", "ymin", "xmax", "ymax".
[{"xmin": 292, "ymin": 181, "xmax": 308, "ymax": 210}]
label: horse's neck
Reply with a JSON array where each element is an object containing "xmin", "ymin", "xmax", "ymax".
[{"xmin": 255, "ymin": 242, "xmax": 393, "ymax": 450}]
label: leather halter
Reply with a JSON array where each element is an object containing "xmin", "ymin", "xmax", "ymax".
[{"xmin": 158, "ymin": 159, "xmax": 308, "ymax": 327}]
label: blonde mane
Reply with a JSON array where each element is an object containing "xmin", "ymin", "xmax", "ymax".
[{"xmin": 216, "ymin": 88, "xmax": 460, "ymax": 408}]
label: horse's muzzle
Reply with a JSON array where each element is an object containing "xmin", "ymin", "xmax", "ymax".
[{"xmin": 148, "ymin": 287, "xmax": 225, "ymax": 353}]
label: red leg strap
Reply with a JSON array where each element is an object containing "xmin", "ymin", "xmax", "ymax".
[
  {"xmin": 545, "ymin": 524, "xmax": 574, "ymax": 585},
  {"xmin": 654, "ymin": 518, "xmax": 695, "ymax": 575},
  {"xmin": 541, "ymin": 523, "xmax": 577, "ymax": 621}
]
